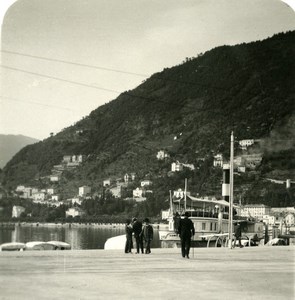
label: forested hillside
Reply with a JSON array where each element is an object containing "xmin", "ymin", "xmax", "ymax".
[{"xmin": 1, "ymin": 31, "xmax": 294, "ymax": 213}]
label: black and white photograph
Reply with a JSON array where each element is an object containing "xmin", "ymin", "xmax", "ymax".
[{"xmin": 0, "ymin": 0, "xmax": 294, "ymax": 299}]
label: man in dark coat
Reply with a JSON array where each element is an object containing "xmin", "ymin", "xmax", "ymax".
[
  {"xmin": 142, "ymin": 218, "xmax": 153, "ymax": 254},
  {"xmin": 178, "ymin": 211, "xmax": 195, "ymax": 258},
  {"xmin": 234, "ymin": 222, "xmax": 243, "ymax": 248},
  {"xmin": 125, "ymin": 219, "xmax": 133, "ymax": 253},
  {"xmin": 132, "ymin": 217, "xmax": 144, "ymax": 254}
]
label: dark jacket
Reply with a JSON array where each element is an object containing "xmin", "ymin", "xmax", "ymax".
[
  {"xmin": 132, "ymin": 220, "xmax": 143, "ymax": 237},
  {"xmin": 142, "ymin": 224, "xmax": 153, "ymax": 241},
  {"xmin": 178, "ymin": 217, "xmax": 195, "ymax": 238}
]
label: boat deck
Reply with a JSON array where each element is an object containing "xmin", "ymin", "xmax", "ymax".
[{"xmin": 0, "ymin": 246, "xmax": 294, "ymax": 299}]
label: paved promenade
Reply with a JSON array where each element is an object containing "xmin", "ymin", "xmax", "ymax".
[{"xmin": 0, "ymin": 246, "xmax": 294, "ymax": 300}]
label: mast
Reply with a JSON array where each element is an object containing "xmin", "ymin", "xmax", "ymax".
[{"xmin": 228, "ymin": 131, "xmax": 234, "ymax": 248}]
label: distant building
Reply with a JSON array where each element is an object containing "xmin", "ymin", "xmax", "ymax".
[
  {"xmin": 262, "ymin": 215, "xmax": 276, "ymax": 225},
  {"xmin": 174, "ymin": 189, "xmax": 184, "ymax": 199},
  {"xmin": 285, "ymin": 213, "xmax": 295, "ymax": 226},
  {"xmin": 63, "ymin": 155, "xmax": 72, "ymax": 163},
  {"xmin": 51, "ymin": 195, "xmax": 60, "ymax": 201},
  {"xmin": 47, "ymin": 188, "xmax": 55, "ymax": 195},
  {"xmin": 133, "ymin": 188, "xmax": 143, "ymax": 198},
  {"xmin": 66, "ymin": 207, "xmax": 85, "ymax": 218},
  {"xmin": 213, "ymin": 154, "xmax": 223, "ymax": 167},
  {"xmin": 124, "ymin": 173, "xmax": 129, "ymax": 183},
  {"xmin": 182, "ymin": 163, "xmax": 195, "ymax": 170},
  {"xmin": 71, "ymin": 197, "xmax": 82, "ymax": 205},
  {"xmin": 103, "ymin": 179, "xmax": 111, "ymax": 187},
  {"xmin": 141, "ymin": 180, "xmax": 152, "ymax": 187},
  {"xmin": 171, "ymin": 162, "xmax": 183, "ymax": 172},
  {"xmin": 239, "ymin": 139, "xmax": 255, "ymax": 150},
  {"xmin": 110, "ymin": 186, "xmax": 122, "ymax": 198},
  {"xmin": 16, "ymin": 185, "xmax": 26, "ymax": 192},
  {"xmin": 156, "ymin": 150, "xmax": 170, "ymax": 160},
  {"xmin": 12, "ymin": 206, "xmax": 25, "ymax": 218},
  {"xmin": 32, "ymin": 192, "xmax": 46, "ymax": 201},
  {"xmin": 50, "ymin": 175, "xmax": 60, "ymax": 182},
  {"xmin": 240, "ymin": 204, "xmax": 271, "ymax": 219},
  {"xmin": 79, "ymin": 186, "xmax": 91, "ymax": 197}
]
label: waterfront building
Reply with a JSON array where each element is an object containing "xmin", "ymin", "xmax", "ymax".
[
  {"xmin": 240, "ymin": 204, "xmax": 271, "ymax": 219},
  {"xmin": 66, "ymin": 207, "xmax": 85, "ymax": 218},
  {"xmin": 12, "ymin": 206, "xmax": 25, "ymax": 218}
]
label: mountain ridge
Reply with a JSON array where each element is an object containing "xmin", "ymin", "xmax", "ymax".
[{"xmin": 0, "ymin": 134, "xmax": 39, "ymax": 169}]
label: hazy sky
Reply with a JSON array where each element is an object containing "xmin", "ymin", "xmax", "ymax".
[{"xmin": 1, "ymin": 0, "xmax": 295, "ymax": 140}]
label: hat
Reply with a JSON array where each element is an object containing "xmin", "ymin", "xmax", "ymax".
[
  {"xmin": 144, "ymin": 218, "xmax": 150, "ymax": 223},
  {"xmin": 184, "ymin": 212, "xmax": 190, "ymax": 217}
]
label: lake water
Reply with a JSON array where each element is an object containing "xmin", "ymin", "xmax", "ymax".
[{"xmin": 0, "ymin": 224, "xmax": 161, "ymax": 250}]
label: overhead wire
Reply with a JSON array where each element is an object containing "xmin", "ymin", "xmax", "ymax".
[{"xmin": 0, "ymin": 48, "xmax": 268, "ymax": 114}]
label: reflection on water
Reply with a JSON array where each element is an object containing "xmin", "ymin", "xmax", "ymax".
[{"xmin": 0, "ymin": 224, "xmax": 161, "ymax": 250}]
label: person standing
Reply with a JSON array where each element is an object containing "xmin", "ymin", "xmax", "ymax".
[
  {"xmin": 125, "ymin": 219, "xmax": 133, "ymax": 253},
  {"xmin": 142, "ymin": 218, "xmax": 153, "ymax": 254},
  {"xmin": 234, "ymin": 222, "xmax": 243, "ymax": 248},
  {"xmin": 173, "ymin": 212, "xmax": 181, "ymax": 234},
  {"xmin": 178, "ymin": 211, "xmax": 195, "ymax": 259},
  {"xmin": 132, "ymin": 217, "xmax": 144, "ymax": 254}
]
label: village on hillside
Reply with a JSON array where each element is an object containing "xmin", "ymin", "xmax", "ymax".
[{"xmin": 5, "ymin": 138, "xmax": 294, "ymax": 229}]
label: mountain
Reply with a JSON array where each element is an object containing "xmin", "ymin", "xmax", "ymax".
[
  {"xmin": 0, "ymin": 134, "xmax": 39, "ymax": 169},
  {"xmin": 1, "ymin": 31, "xmax": 294, "ymax": 210}
]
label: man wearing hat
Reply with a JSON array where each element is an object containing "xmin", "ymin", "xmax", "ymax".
[
  {"xmin": 178, "ymin": 212, "xmax": 195, "ymax": 258},
  {"xmin": 132, "ymin": 217, "xmax": 144, "ymax": 254},
  {"xmin": 142, "ymin": 218, "xmax": 153, "ymax": 254}
]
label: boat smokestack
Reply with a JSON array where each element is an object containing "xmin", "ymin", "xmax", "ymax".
[{"xmin": 222, "ymin": 164, "xmax": 230, "ymax": 202}]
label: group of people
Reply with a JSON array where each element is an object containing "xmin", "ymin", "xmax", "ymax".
[
  {"xmin": 125, "ymin": 212, "xmax": 245, "ymax": 258},
  {"xmin": 125, "ymin": 217, "xmax": 154, "ymax": 254}
]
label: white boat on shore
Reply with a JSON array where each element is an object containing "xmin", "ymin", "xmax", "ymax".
[{"xmin": 0, "ymin": 242, "xmax": 26, "ymax": 251}]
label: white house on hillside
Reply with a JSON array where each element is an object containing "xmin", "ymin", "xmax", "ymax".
[
  {"xmin": 171, "ymin": 162, "xmax": 183, "ymax": 172},
  {"xmin": 12, "ymin": 206, "xmax": 25, "ymax": 218},
  {"xmin": 79, "ymin": 186, "xmax": 91, "ymax": 197}
]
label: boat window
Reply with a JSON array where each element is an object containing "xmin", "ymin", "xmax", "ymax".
[
  {"xmin": 202, "ymin": 223, "xmax": 206, "ymax": 231},
  {"xmin": 210, "ymin": 223, "xmax": 213, "ymax": 231}
]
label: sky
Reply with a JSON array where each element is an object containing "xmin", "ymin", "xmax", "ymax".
[{"xmin": 0, "ymin": 0, "xmax": 295, "ymax": 140}]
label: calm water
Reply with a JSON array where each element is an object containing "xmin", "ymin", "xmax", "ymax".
[{"xmin": 0, "ymin": 224, "xmax": 161, "ymax": 249}]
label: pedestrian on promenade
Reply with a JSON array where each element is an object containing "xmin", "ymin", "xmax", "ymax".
[
  {"xmin": 132, "ymin": 217, "xmax": 144, "ymax": 254},
  {"xmin": 173, "ymin": 212, "xmax": 181, "ymax": 234},
  {"xmin": 125, "ymin": 219, "xmax": 133, "ymax": 253},
  {"xmin": 178, "ymin": 211, "xmax": 195, "ymax": 259},
  {"xmin": 234, "ymin": 222, "xmax": 243, "ymax": 248},
  {"xmin": 142, "ymin": 218, "xmax": 153, "ymax": 254}
]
